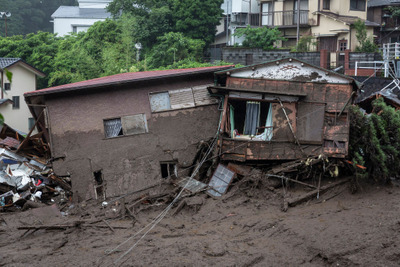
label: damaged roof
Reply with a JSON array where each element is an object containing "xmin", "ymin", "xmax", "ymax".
[
  {"xmin": 215, "ymin": 57, "xmax": 358, "ymax": 85},
  {"xmin": 25, "ymin": 66, "xmax": 233, "ymax": 97}
]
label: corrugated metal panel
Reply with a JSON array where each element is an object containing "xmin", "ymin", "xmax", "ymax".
[
  {"xmin": 297, "ymin": 103, "xmax": 325, "ymax": 142},
  {"xmin": 121, "ymin": 114, "xmax": 148, "ymax": 135},
  {"xmin": 169, "ymin": 88, "xmax": 195, "ymax": 109},
  {"xmin": 193, "ymin": 85, "xmax": 218, "ymax": 106}
]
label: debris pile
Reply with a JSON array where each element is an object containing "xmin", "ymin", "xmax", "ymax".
[{"xmin": 0, "ymin": 123, "xmax": 71, "ymax": 211}]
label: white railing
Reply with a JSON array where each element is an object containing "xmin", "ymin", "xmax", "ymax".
[
  {"xmin": 382, "ymin": 42, "xmax": 400, "ymax": 61},
  {"xmin": 354, "ymin": 61, "xmax": 385, "ymax": 77}
]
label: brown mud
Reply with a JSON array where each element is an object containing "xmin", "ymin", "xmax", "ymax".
[{"xmin": 1, "ymin": 179, "xmax": 400, "ymax": 266}]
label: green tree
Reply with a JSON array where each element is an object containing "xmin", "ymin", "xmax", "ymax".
[
  {"xmin": 0, "ymin": 0, "xmax": 76, "ymax": 36},
  {"xmin": 0, "ymin": 31, "xmax": 60, "ymax": 88},
  {"xmin": 353, "ymin": 19, "xmax": 378, "ymax": 52},
  {"xmin": 147, "ymin": 32, "xmax": 205, "ymax": 69},
  {"xmin": 171, "ymin": 0, "xmax": 223, "ymax": 46},
  {"xmin": 234, "ymin": 26, "xmax": 286, "ymax": 50},
  {"xmin": 107, "ymin": 0, "xmax": 223, "ymax": 48},
  {"xmin": 349, "ymin": 98, "xmax": 400, "ymax": 186}
]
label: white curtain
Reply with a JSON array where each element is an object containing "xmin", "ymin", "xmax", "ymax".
[
  {"xmin": 244, "ymin": 101, "xmax": 260, "ymax": 136},
  {"xmin": 264, "ymin": 104, "xmax": 273, "ymax": 141},
  {"xmin": 104, "ymin": 118, "xmax": 122, "ymax": 138}
]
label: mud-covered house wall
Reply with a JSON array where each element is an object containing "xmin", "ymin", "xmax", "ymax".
[
  {"xmin": 30, "ymin": 71, "xmax": 225, "ymax": 201},
  {"xmin": 210, "ymin": 59, "xmax": 356, "ymax": 161}
]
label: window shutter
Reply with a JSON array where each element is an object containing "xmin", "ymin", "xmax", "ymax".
[
  {"xmin": 169, "ymin": 88, "xmax": 195, "ymax": 109},
  {"xmin": 193, "ymin": 85, "xmax": 217, "ymax": 106},
  {"xmin": 121, "ymin": 114, "xmax": 148, "ymax": 135},
  {"xmin": 149, "ymin": 92, "xmax": 171, "ymax": 112}
]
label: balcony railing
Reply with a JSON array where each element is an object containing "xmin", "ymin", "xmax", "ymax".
[
  {"xmin": 262, "ymin": 10, "xmax": 309, "ymax": 27},
  {"xmin": 230, "ymin": 10, "xmax": 310, "ymax": 27}
]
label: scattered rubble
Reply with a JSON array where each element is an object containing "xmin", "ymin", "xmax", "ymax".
[{"xmin": 0, "ymin": 123, "xmax": 71, "ymax": 212}]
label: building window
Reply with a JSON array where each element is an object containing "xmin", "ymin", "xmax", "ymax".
[
  {"xmin": 323, "ymin": 0, "xmax": 330, "ymax": 10},
  {"xmin": 4, "ymin": 83, "xmax": 10, "ymax": 91},
  {"xmin": 261, "ymin": 2, "xmax": 273, "ymax": 26},
  {"xmin": 12, "ymin": 96, "xmax": 19, "ymax": 109},
  {"xmin": 72, "ymin": 26, "xmax": 77, "ymax": 33},
  {"xmin": 28, "ymin": 117, "xmax": 35, "ymax": 130},
  {"xmin": 149, "ymin": 92, "xmax": 171, "ymax": 112},
  {"xmin": 149, "ymin": 86, "xmax": 217, "ymax": 113},
  {"xmin": 104, "ymin": 114, "xmax": 148, "ymax": 138},
  {"xmin": 350, "ymin": 0, "xmax": 365, "ymax": 11},
  {"xmin": 339, "ymin": 40, "xmax": 348, "ymax": 51},
  {"xmin": 228, "ymin": 99, "xmax": 273, "ymax": 141}
]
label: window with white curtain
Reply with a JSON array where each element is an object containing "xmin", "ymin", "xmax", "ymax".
[{"xmin": 104, "ymin": 114, "xmax": 148, "ymax": 138}]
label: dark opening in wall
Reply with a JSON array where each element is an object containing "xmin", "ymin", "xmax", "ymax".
[
  {"xmin": 93, "ymin": 170, "xmax": 106, "ymax": 200},
  {"xmin": 160, "ymin": 162, "xmax": 177, "ymax": 179}
]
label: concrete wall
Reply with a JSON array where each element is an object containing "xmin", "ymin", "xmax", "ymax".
[
  {"xmin": 0, "ymin": 65, "xmax": 37, "ymax": 133},
  {"xmin": 53, "ymin": 17, "xmax": 107, "ymax": 36},
  {"xmin": 46, "ymin": 75, "xmax": 221, "ymax": 201},
  {"xmin": 349, "ymin": 52, "xmax": 382, "ymax": 69},
  {"xmin": 222, "ymin": 48, "xmax": 321, "ymax": 66}
]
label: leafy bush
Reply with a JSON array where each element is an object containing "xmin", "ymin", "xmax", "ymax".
[
  {"xmin": 233, "ymin": 26, "xmax": 286, "ymax": 50},
  {"xmin": 349, "ymin": 98, "xmax": 400, "ymax": 187},
  {"xmin": 353, "ymin": 19, "xmax": 378, "ymax": 52},
  {"xmin": 292, "ymin": 35, "xmax": 316, "ymax": 52}
]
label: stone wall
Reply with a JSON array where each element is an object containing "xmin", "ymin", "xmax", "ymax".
[
  {"xmin": 222, "ymin": 48, "xmax": 321, "ymax": 66},
  {"xmin": 349, "ymin": 52, "xmax": 382, "ymax": 69}
]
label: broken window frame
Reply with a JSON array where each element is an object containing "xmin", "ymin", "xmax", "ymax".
[{"xmin": 103, "ymin": 113, "xmax": 148, "ymax": 139}]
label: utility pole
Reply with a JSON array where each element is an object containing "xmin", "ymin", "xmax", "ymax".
[
  {"xmin": 296, "ymin": 0, "xmax": 300, "ymax": 46},
  {"xmin": 0, "ymin": 12, "xmax": 11, "ymax": 37},
  {"xmin": 226, "ymin": 0, "xmax": 231, "ymax": 46}
]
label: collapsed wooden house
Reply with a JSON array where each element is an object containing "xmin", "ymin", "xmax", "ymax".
[{"xmin": 208, "ymin": 58, "xmax": 359, "ymax": 161}]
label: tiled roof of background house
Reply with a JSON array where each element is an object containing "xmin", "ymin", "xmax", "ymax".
[
  {"xmin": 51, "ymin": 6, "xmax": 111, "ymax": 19},
  {"xmin": 0, "ymin": 58, "xmax": 21, "ymax": 69},
  {"xmin": 24, "ymin": 65, "xmax": 234, "ymax": 97},
  {"xmin": 0, "ymin": 99, "xmax": 13, "ymax": 106},
  {"xmin": 315, "ymin": 11, "xmax": 380, "ymax": 27},
  {"xmin": 368, "ymin": 0, "xmax": 400, "ymax": 7},
  {"xmin": 0, "ymin": 58, "xmax": 45, "ymax": 77}
]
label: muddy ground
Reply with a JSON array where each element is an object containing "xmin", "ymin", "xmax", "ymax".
[{"xmin": 1, "ymin": 177, "xmax": 400, "ymax": 266}]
